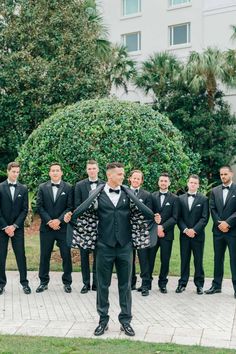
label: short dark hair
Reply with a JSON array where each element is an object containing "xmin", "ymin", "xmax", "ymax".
[
  {"xmin": 220, "ymin": 165, "xmax": 232, "ymax": 172},
  {"xmin": 49, "ymin": 162, "xmax": 62, "ymax": 170},
  {"xmin": 7, "ymin": 161, "xmax": 20, "ymax": 171},
  {"xmin": 106, "ymin": 162, "xmax": 124, "ymax": 170},
  {"xmin": 159, "ymin": 172, "xmax": 170, "ymax": 179},
  {"xmin": 188, "ymin": 174, "xmax": 200, "ymax": 181},
  {"xmin": 129, "ymin": 169, "xmax": 144, "ymax": 181},
  {"xmin": 87, "ymin": 159, "xmax": 98, "ymax": 166}
]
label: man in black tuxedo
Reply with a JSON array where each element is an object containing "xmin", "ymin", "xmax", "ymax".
[
  {"xmin": 205, "ymin": 166, "xmax": 236, "ymax": 297},
  {"xmin": 149, "ymin": 173, "xmax": 178, "ymax": 294},
  {"xmin": 36, "ymin": 163, "xmax": 73, "ymax": 293},
  {"xmin": 74, "ymin": 160, "xmax": 103, "ymax": 294},
  {"xmin": 0, "ymin": 162, "xmax": 31, "ymax": 295},
  {"xmin": 176, "ymin": 174, "xmax": 209, "ymax": 295},
  {"xmin": 129, "ymin": 169, "xmax": 152, "ymax": 296}
]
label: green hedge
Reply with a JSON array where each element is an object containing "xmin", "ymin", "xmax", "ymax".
[{"xmin": 18, "ymin": 98, "xmax": 200, "ymax": 192}]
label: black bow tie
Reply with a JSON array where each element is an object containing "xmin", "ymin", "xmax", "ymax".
[
  {"xmin": 51, "ymin": 183, "xmax": 60, "ymax": 188},
  {"xmin": 109, "ymin": 188, "xmax": 120, "ymax": 194},
  {"xmin": 133, "ymin": 189, "xmax": 139, "ymax": 195},
  {"xmin": 8, "ymin": 183, "xmax": 16, "ymax": 188},
  {"xmin": 187, "ymin": 193, "xmax": 196, "ymax": 198},
  {"xmin": 159, "ymin": 192, "xmax": 167, "ymax": 196},
  {"xmin": 222, "ymin": 186, "xmax": 230, "ymax": 190},
  {"xmin": 89, "ymin": 180, "xmax": 98, "ymax": 185}
]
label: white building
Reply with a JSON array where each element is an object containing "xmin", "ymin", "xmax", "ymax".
[{"xmin": 97, "ymin": 0, "xmax": 236, "ymax": 111}]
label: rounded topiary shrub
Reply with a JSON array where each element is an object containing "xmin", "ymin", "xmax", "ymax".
[{"xmin": 18, "ymin": 98, "xmax": 199, "ymax": 192}]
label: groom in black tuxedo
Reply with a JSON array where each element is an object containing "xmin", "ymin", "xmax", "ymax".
[
  {"xmin": 176, "ymin": 174, "xmax": 209, "ymax": 295},
  {"xmin": 0, "ymin": 162, "xmax": 31, "ymax": 295},
  {"xmin": 74, "ymin": 160, "xmax": 103, "ymax": 294},
  {"xmin": 205, "ymin": 166, "xmax": 236, "ymax": 297},
  {"xmin": 36, "ymin": 162, "xmax": 73, "ymax": 293}
]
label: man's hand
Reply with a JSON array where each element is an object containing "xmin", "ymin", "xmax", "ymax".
[
  {"xmin": 157, "ymin": 225, "xmax": 165, "ymax": 238},
  {"xmin": 154, "ymin": 213, "xmax": 161, "ymax": 224},
  {"xmin": 64, "ymin": 212, "xmax": 72, "ymax": 223},
  {"xmin": 218, "ymin": 221, "xmax": 230, "ymax": 233},
  {"xmin": 48, "ymin": 219, "xmax": 61, "ymax": 230},
  {"xmin": 5, "ymin": 225, "xmax": 15, "ymax": 237},
  {"xmin": 185, "ymin": 228, "xmax": 196, "ymax": 238}
]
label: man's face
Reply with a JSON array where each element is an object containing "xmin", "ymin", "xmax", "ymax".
[
  {"xmin": 49, "ymin": 165, "xmax": 63, "ymax": 183},
  {"xmin": 187, "ymin": 177, "xmax": 199, "ymax": 194},
  {"xmin": 87, "ymin": 164, "xmax": 99, "ymax": 179},
  {"xmin": 220, "ymin": 168, "xmax": 233, "ymax": 185},
  {"xmin": 158, "ymin": 176, "xmax": 170, "ymax": 191},
  {"xmin": 107, "ymin": 167, "xmax": 125, "ymax": 187},
  {"xmin": 7, "ymin": 167, "xmax": 20, "ymax": 183},
  {"xmin": 129, "ymin": 172, "xmax": 143, "ymax": 189}
]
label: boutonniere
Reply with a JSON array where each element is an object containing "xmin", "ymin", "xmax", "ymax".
[
  {"xmin": 18, "ymin": 194, "xmax": 22, "ymax": 198},
  {"xmin": 61, "ymin": 192, "xmax": 66, "ymax": 196},
  {"xmin": 165, "ymin": 202, "xmax": 170, "ymax": 206},
  {"xmin": 123, "ymin": 198, "xmax": 126, "ymax": 204},
  {"xmin": 139, "ymin": 198, "xmax": 143, "ymax": 203}
]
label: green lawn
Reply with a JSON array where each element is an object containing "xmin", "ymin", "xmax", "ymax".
[
  {"xmin": 0, "ymin": 336, "xmax": 234, "ymax": 354},
  {"xmin": 6, "ymin": 218, "xmax": 230, "ymax": 278}
]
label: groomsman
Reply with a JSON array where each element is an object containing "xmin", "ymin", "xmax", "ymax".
[
  {"xmin": 74, "ymin": 159, "xmax": 103, "ymax": 294},
  {"xmin": 128, "ymin": 170, "xmax": 152, "ymax": 296},
  {"xmin": 205, "ymin": 166, "xmax": 236, "ymax": 297},
  {"xmin": 36, "ymin": 163, "xmax": 73, "ymax": 293},
  {"xmin": 176, "ymin": 175, "xmax": 209, "ymax": 295},
  {"xmin": 149, "ymin": 173, "xmax": 178, "ymax": 293},
  {"xmin": 0, "ymin": 162, "xmax": 31, "ymax": 295}
]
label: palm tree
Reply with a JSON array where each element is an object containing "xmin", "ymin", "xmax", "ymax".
[
  {"xmin": 184, "ymin": 47, "xmax": 236, "ymax": 109},
  {"xmin": 135, "ymin": 52, "xmax": 183, "ymax": 99},
  {"xmin": 230, "ymin": 25, "xmax": 236, "ymax": 42}
]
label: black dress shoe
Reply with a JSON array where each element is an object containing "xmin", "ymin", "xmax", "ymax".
[
  {"xmin": 196, "ymin": 287, "xmax": 203, "ymax": 295},
  {"xmin": 204, "ymin": 286, "xmax": 221, "ymax": 294},
  {"xmin": 94, "ymin": 323, "xmax": 108, "ymax": 336},
  {"xmin": 80, "ymin": 285, "xmax": 90, "ymax": 294},
  {"xmin": 36, "ymin": 284, "xmax": 48, "ymax": 293},
  {"xmin": 120, "ymin": 323, "xmax": 135, "ymax": 336},
  {"xmin": 175, "ymin": 285, "xmax": 186, "ymax": 293},
  {"xmin": 160, "ymin": 287, "xmax": 167, "ymax": 294},
  {"xmin": 92, "ymin": 284, "xmax": 97, "ymax": 291},
  {"xmin": 141, "ymin": 288, "xmax": 149, "ymax": 296},
  {"xmin": 64, "ymin": 284, "xmax": 72, "ymax": 293},
  {"xmin": 23, "ymin": 285, "xmax": 31, "ymax": 294},
  {"xmin": 0, "ymin": 287, "xmax": 4, "ymax": 295}
]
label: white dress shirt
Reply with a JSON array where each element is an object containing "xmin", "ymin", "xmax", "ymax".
[
  {"xmin": 104, "ymin": 183, "xmax": 121, "ymax": 207},
  {"xmin": 7, "ymin": 179, "xmax": 17, "ymax": 200},
  {"xmin": 223, "ymin": 182, "xmax": 232, "ymax": 205}
]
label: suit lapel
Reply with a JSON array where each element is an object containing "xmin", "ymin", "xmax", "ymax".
[
  {"xmin": 216, "ymin": 187, "xmax": 224, "ymax": 213},
  {"xmin": 223, "ymin": 185, "xmax": 234, "ymax": 208},
  {"xmin": 189, "ymin": 193, "xmax": 199, "ymax": 212},
  {"xmin": 55, "ymin": 181, "xmax": 64, "ymax": 202},
  {"xmin": 161, "ymin": 192, "xmax": 170, "ymax": 211},
  {"xmin": 13, "ymin": 184, "xmax": 21, "ymax": 202},
  {"xmin": 183, "ymin": 193, "xmax": 189, "ymax": 211},
  {"xmin": 85, "ymin": 179, "xmax": 91, "ymax": 194},
  {"xmin": 4, "ymin": 181, "xmax": 13, "ymax": 202},
  {"xmin": 47, "ymin": 181, "xmax": 54, "ymax": 203}
]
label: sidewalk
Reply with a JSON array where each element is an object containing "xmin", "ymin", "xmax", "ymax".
[{"xmin": 0, "ymin": 271, "xmax": 236, "ymax": 349}]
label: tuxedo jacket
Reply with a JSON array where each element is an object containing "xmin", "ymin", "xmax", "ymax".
[
  {"xmin": 135, "ymin": 188, "xmax": 153, "ymax": 210},
  {"xmin": 36, "ymin": 180, "xmax": 73, "ymax": 233},
  {"xmin": 152, "ymin": 191, "xmax": 178, "ymax": 240},
  {"xmin": 210, "ymin": 183, "xmax": 236, "ymax": 237},
  {"xmin": 178, "ymin": 192, "xmax": 209, "ymax": 241},
  {"xmin": 0, "ymin": 180, "xmax": 28, "ymax": 230},
  {"xmin": 67, "ymin": 184, "xmax": 156, "ymax": 250},
  {"xmin": 74, "ymin": 178, "xmax": 104, "ymax": 207}
]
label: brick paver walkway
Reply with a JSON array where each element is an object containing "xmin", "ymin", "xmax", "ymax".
[{"xmin": 0, "ymin": 271, "xmax": 236, "ymax": 349}]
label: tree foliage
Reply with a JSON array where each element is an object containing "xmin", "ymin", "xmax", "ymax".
[{"xmin": 17, "ymin": 98, "xmax": 200, "ymax": 193}]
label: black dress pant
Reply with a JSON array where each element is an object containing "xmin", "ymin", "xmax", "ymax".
[
  {"xmin": 39, "ymin": 231, "xmax": 72, "ymax": 285},
  {"xmin": 149, "ymin": 237, "xmax": 173, "ymax": 288},
  {"xmin": 80, "ymin": 247, "xmax": 96, "ymax": 287},
  {"xmin": 96, "ymin": 241, "xmax": 133, "ymax": 326},
  {"xmin": 178, "ymin": 236, "xmax": 204, "ymax": 288},
  {"xmin": 212, "ymin": 234, "xmax": 236, "ymax": 291},
  {"xmin": 0, "ymin": 230, "xmax": 28, "ymax": 287},
  {"xmin": 131, "ymin": 249, "xmax": 137, "ymax": 288}
]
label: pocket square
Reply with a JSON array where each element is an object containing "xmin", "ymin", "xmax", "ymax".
[
  {"xmin": 61, "ymin": 192, "xmax": 66, "ymax": 196},
  {"xmin": 232, "ymin": 195, "xmax": 236, "ymax": 198},
  {"xmin": 196, "ymin": 204, "xmax": 201, "ymax": 207},
  {"xmin": 165, "ymin": 202, "xmax": 170, "ymax": 206},
  {"xmin": 18, "ymin": 194, "xmax": 22, "ymax": 197}
]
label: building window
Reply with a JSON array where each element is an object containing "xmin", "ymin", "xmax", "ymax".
[
  {"xmin": 122, "ymin": 0, "xmax": 141, "ymax": 16},
  {"xmin": 122, "ymin": 32, "xmax": 141, "ymax": 52},
  {"xmin": 169, "ymin": 0, "xmax": 190, "ymax": 6},
  {"xmin": 169, "ymin": 23, "xmax": 190, "ymax": 46}
]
